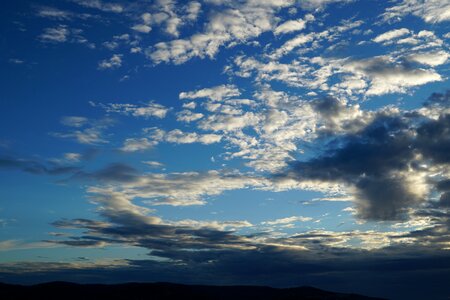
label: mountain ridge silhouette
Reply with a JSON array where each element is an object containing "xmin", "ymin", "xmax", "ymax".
[{"xmin": 0, "ymin": 281, "xmax": 387, "ymax": 299}]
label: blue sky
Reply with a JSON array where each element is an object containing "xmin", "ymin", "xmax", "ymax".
[{"xmin": 1, "ymin": 0, "xmax": 450, "ymax": 299}]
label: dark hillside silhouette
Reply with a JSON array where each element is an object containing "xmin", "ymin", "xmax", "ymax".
[{"xmin": 0, "ymin": 282, "xmax": 387, "ymax": 300}]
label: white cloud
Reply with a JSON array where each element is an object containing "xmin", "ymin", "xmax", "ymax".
[
  {"xmin": 199, "ymin": 112, "xmax": 261, "ymax": 132},
  {"xmin": 407, "ymin": 50, "xmax": 449, "ymax": 66},
  {"xmin": 121, "ymin": 138, "xmax": 155, "ymax": 152},
  {"xmin": 98, "ymin": 54, "xmax": 122, "ymax": 70},
  {"xmin": 176, "ymin": 110, "xmax": 204, "ymax": 122},
  {"xmin": 95, "ymin": 101, "xmax": 170, "ymax": 118},
  {"xmin": 342, "ymin": 56, "xmax": 442, "ymax": 95},
  {"xmin": 39, "ymin": 25, "xmax": 70, "ymax": 43},
  {"xmin": 142, "ymin": 161, "xmax": 164, "ymax": 168},
  {"xmin": 299, "ymin": 0, "xmax": 353, "ymax": 10},
  {"xmin": 373, "ymin": 28, "xmax": 410, "ymax": 43},
  {"xmin": 64, "ymin": 153, "xmax": 82, "ymax": 162},
  {"xmin": 52, "ymin": 118, "xmax": 113, "ymax": 144},
  {"xmin": 274, "ymin": 16, "xmax": 311, "ymax": 35},
  {"xmin": 61, "ymin": 116, "xmax": 88, "ymax": 127},
  {"xmin": 37, "ymin": 7, "xmax": 72, "ymax": 20},
  {"xmin": 74, "ymin": 0, "xmax": 123, "ymax": 13},
  {"xmin": 382, "ymin": 0, "xmax": 450, "ymax": 23},
  {"xmin": 166, "ymin": 219, "xmax": 252, "ymax": 230},
  {"xmin": 185, "ymin": 1, "xmax": 201, "ymax": 21},
  {"xmin": 262, "ymin": 216, "xmax": 313, "ymax": 225},
  {"xmin": 179, "ymin": 84, "xmax": 240, "ymax": 101},
  {"xmin": 148, "ymin": 1, "xmax": 292, "ymax": 64},
  {"xmin": 90, "ymin": 170, "xmax": 266, "ymax": 206},
  {"xmin": 132, "ymin": 24, "xmax": 152, "ymax": 33},
  {"xmin": 164, "ymin": 129, "xmax": 222, "ymax": 144}
]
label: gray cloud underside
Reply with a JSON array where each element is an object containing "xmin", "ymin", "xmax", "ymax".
[{"xmin": 286, "ymin": 91, "xmax": 450, "ymax": 221}]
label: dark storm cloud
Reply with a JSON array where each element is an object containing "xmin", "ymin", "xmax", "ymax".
[{"xmin": 287, "ymin": 91, "xmax": 450, "ymax": 220}]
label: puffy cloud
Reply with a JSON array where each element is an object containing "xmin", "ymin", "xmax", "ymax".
[
  {"xmin": 342, "ymin": 56, "xmax": 442, "ymax": 95},
  {"xmin": 37, "ymin": 24, "xmax": 97, "ymax": 48},
  {"xmin": 131, "ymin": 24, "xmax": 152, "ymax": 33},
  {"xmin": 274, "ymin": 16, "xmax": 312, "ymax": 35},
  {"xmin": 120, "ymin": 128, "xmax": 222, "ymax": 152},
  {"xmin": 179, "ymin": 84, "xmax": 240, "ymax": 101},
  {"xmin": 39, "ymin": 25, "xmax": 70, "ymax": 43},
  {"xmin": 176, "ymin": 110, "xmax": 204, "ymax": 122},
  {"xmin": 147, "ymin": 1, "xmax": 292, "ymax": 64},
  {"xmin": 163, "ymin": 129, "xmax": 222, "ymax": 145},
  {"xmin": 98, "ymin": 54, "xmax": 123, "ymax": 70},
  {"xmin": 185, "ymin": 1, "xmax": 201, "ymax": 21},
  {"xmin": 120, "ymin": 138, "xmax": 155, "ymax": 152},
  {"xmin": 199, "ymin": 112, "xmax": 261, "ymax": 132},
  {"xmin": 407, "ymin": 50, "xmax": 449, "ymax": 66},
  {"xmin": 286, "ymin": 92, "xmax": 450, "ymax": 220},
  {"xmin": 73, "ymin": 0, "xmax": 124, "ymax": 13}
]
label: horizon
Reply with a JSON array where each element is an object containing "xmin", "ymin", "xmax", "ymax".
[{"xmin": 1, "ymin": 1, "xmax": 450, "ymax": 300}]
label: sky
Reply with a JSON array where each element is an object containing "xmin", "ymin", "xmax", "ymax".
[{"xmin": 1, "ymin": 0, "xmax": 450, "ymax": 299}]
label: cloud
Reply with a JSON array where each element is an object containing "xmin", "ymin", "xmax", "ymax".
[
  {"xmin": 299, "ymin": 0, "xmax": 353, "ymax": 10},
  {"xmin": 286, "ymin": 91, "xmax": 450, "ymax": 220},
  {"xmin": 142, "ymin": 161, "xmax": 164, "ymax": 168},
  {"xmin": 274, "ymin": 15, "xmax": 313, "ymax": 35},
  {"xmin": 37, "ymin": 7, "xmax": 72, "ymax": 20},
  {"xmin": 179, "ymin": 85, "xmax": 240, "ymax": 101},
  {"xmin": 162, "ymin": 129, "xmax": 222, "ymax": 145},
  {"xmin": 341, "ymin": 56, "xmax": 442, "ymax": 95},
  {"xmin": 51, "ymin": 117, "xmax": 114, "ymax": 144},
  {"xmin": 176, "ymin": 110, "xmax": 204, "ymax": 122},
  {"xmin": 73, "ymin": 0, "xmax": 124, "ymax": 13},
  {"xmin": 39, "ymin": 25, "xmax": 92, "ymax": 46},
  {"xmin": 120, "ymin": 138, "xmax": 155, "ymax": 152},
  {"xmin": 382, "ymin": 0, "xmax": 450, "ymax": 23},
  {"xmin": 61, "ymin": 116, "xmax": 89, "ymax": 127},
  {"xmin": 0, "ymin": 155, "xmax": 80, "ymax": 176},
  {"xmin": 373, "ymin": 28, "xmax": 410, "ymax": 43},
  {"xmin": 262, "ymin": 216, "xmax": 313, "ymax": 225},
  {"xmin": 147, "ymin": 1, "xmax": 292, "ymax": 64},
  {"xmin": 132, "ymin": 24, "xmax": 152, "ymax": 34},
  {"xmin": 80, "ymin": 168, "xmax": 266, "ymax": 206},
  {"xmin": 120, "ymin": 128, "xmax": 222, "ymax": 152},
  {"xmin": 198, "ymin": 112, "xmax": 261, "ymax": 132},
  {"xmin": 98, "ymin": 54, "xmax": 123, "ymax": 70},
  {"xmin": 407, "ymin": 50, "xmax": 449, "ymax": 66},
  {"xmin": 93, "ymin": 101, "xmax": 170, "ymax": 118},
  {"xmin": 39, "ymin": 25, "xmax": 70, "ymax": 43}
]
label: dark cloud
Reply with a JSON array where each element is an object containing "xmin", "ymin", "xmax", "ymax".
[
  {"xmin": 0, "ymin": 155, "xmax": 81, "ymax": 175},
  {"xmin": 424, "ymin": 90, "xmax": 450, "ymax": 107},
  {"xmin": 1, "ymin": 247, "xmax": 450, "ymax": 300},
  {"xmin": 287, "ymin": 91, "xmax": 450, "ymax": 220},
  {"xmin": 89, "ymin": 163, "xmax": 139, "ymax": 182}
]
